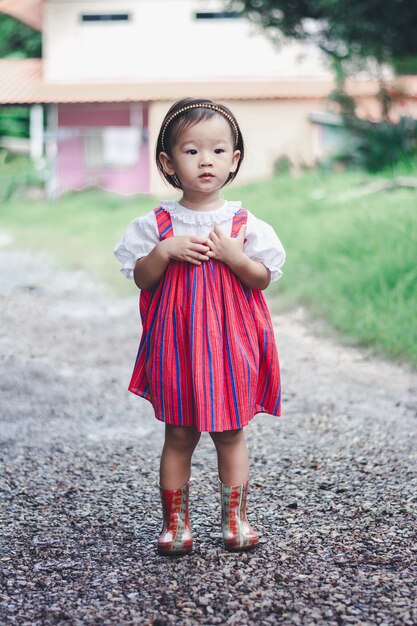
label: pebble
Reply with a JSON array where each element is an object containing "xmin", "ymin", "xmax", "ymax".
[{"xmin": 1, "ymin": 249, "xmax": 416, "ymax": 625}]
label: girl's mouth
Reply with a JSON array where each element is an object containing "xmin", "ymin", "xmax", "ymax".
[{"xmin": 199, "ymin": 173, "xmax": 214, "ymax": 179}]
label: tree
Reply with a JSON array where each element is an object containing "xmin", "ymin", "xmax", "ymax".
[
  {"xmin": 230, "ymin": 1, "xmax": 417, "ymax": 170},
  {"xmin": 230, "ymin": 0, "xmax": 417, "ymax": 66},
  {"xmin": 231, "ymin": 0, "xmax": 417, "ymax": 119},
  {"xmin": 0, "ymin": 14, "xmax": 41, "ymax": 58},
  {"xmin": 0, "ymin": 15, "xmax": 41, "ymax": 138}
]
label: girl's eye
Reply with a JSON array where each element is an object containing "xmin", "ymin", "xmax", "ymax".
[
  {"xmin": 186, "ymin": 149, "xmax": 198, "ymax": 155},
  {"xmin": 214, "ymin": 149, "xmax": 225, "ymax": 154}
]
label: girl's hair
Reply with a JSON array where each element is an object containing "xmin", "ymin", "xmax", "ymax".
[{"xmin": 156, "ymin": 97, "xmax": 245, "ymax": 190}]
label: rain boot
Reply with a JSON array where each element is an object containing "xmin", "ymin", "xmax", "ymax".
[
  {"xmin": 220, "ymin": 479, "xmax": 259, "ymax": 552},
  {"xmin": 157, "ymin": 480, "xmax": 193, "ymax": 556}
]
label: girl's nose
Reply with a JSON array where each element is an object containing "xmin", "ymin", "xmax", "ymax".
[{"xmin": 200, "ymin": 152, "xmax": 213, "ymax": 166}]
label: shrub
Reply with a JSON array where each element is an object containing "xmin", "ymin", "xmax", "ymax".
[
  {"xmin": 347, "ymin": 115, "xmax": 417, "ymax": 172},
  {"xmin": 273, "ymin": 155, "xmax": 292, "ymax": 175},
  {"xmin": 0, "ymin": 150, "xmax": 45, "ymax": 201}
]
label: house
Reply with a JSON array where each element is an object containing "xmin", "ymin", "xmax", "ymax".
[{"xmin": 1, "ymin": 0, "xmax": 416, "ymax": 197}]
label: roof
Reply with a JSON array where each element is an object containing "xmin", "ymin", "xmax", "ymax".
[
  {"xmin": 0, "ymin": 0, "xmax": 43, "ymax": 30},
  {"xmin": 1, "ymin": 59, "xmax": 417, "ymax": 105}
]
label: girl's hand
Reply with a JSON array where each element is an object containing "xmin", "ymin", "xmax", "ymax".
[
  {"xmin": 160, "ymin": 235, "xmax": 210, "ymax": 266},
  {"xmin": 205, "ymin": 225, "xmax": 246, "ymax": 266},
  {"xmin": 205, "ymin": 225, "xmax": 270, "ymax": 289}
]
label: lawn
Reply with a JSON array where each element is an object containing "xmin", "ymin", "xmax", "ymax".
[
  {"xmin": 240, "ymin": 170, "xmax": 417, "ymax": 366},
  {"xmin": 1, "ymin": 168, "xmax": 416, "ymax": 367}
]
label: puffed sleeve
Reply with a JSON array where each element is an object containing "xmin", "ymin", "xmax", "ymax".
[
  {"xmin": 244, "ymin": 211, "xmax": 286, "ymax": 282},
  {"xmin": 114, "ymin": 212, "xmax": 160, "ymax": 279}
]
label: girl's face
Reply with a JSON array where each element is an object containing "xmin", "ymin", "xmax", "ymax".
[{"xmin": 159, "ymin": 115, "xmax": 241, "ymax": 200}]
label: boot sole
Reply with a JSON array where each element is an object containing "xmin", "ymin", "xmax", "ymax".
[
  {"xmin": 224, "ymin": 540, "xmax": 259, "ymax": 552},
  {"xmin": 158, "ymin": 547, "xmax": 193, "ymax": 557},
  {"xmin": 158, "ymin": 542, "xmax": 193, "ymax": 557}
]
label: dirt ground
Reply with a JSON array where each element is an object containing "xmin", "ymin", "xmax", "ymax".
[{"xmin": 1, "ymin": 248, "xmax": 416, "ymax": 625}]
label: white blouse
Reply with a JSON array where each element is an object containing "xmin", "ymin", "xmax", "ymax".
[{"xmin": 114, "ymin": 200, "xmax": 286, "ymax": 282}]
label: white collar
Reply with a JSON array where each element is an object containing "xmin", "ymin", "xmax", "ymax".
[{"xmin": 160, "ymin": 200, "xmax": 242, "ymax": 226}]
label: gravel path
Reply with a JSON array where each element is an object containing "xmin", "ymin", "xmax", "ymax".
[{"xmin": 1, "ymin": 249, "xmax": 416, "ymax": 626}]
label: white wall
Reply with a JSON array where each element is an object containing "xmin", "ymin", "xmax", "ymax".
[
  {"xmin": 44, "ymin": 0, "xmax": 331, "ymax": 82},
  {"xmin": 148, "ymin": 98, "xmax": 329, "ymax": 195}
]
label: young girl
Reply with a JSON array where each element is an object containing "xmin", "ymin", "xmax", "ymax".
[{"xmin": 114, "ymin": 98, "xmax": 285, "ymax": 556}]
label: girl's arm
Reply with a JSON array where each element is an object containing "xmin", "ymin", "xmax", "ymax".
[
  {"xmin": 134, "ymin": 236, "xmax": 211, "ymax": 290},
  {"xmin": 206, "ymin": 225, "xmax": 271, "ymax": 290},
  {"xmin": 133, "ymin": 244, "xmax": 169, "ymax": 290},
  {"xmin": 227, "ymin": 254, "xmax": 271, "ymax": 290}
]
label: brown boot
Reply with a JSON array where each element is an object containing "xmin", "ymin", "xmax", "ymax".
[
  {"xmin": 220, "ymin": 479, "xmax": 259, "ymax": 552},
  {"xmin": 157, "ymin": 481, "xmax": 193, "ymax": 556}
]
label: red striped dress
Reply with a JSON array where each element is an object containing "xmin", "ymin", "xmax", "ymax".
[{"xmin": 128, "ymin": 207, "xmax": 281, "ymax": 432}]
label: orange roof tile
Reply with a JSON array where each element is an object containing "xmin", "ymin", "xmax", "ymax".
[
  {"xmin": 0, "ymin": 0, "xmax": 43, "ymax": 30},
  {"xmin": 0, "ymin": 59, "xmax": 416, "ymax": 105}
]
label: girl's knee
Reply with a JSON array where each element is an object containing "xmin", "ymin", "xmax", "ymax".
[
  {"xmin": 165, "ymin": 425, "xmax": 201, "ymax": 451},
  {"xmin": 210, "ymin": 428, "xmax": 244, "ymax": 447}
]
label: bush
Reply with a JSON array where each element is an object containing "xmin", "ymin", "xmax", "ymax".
[
  {"xmin": 0, "ymin": 106, "xmax": 30, "ymax": 138},
  {"xmin": 347, "ymin": 115, "xmax": 417, "ymax": 173},
  {"xmin": 0, "ymin": 150, "xmax": 45, "ymax": 201},
  {"xmin": 273, "ymin": 155, "xmax": 292, "ymax": 175}
]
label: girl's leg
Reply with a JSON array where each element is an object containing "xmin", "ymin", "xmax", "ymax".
[
  {"xmin": 158, "ymin": 424, "xmax": 200, "ymax": 556},
  {"xmin": 160, "ymin": 424, "xmax": 201, "ymax": 490},
  {"xmin": 210, "ymin": 428, "xmax": 258, "ymax": 552},
  {"xmin": 209, "ymin": 428, "xmax": 249, "ymax": 486}
]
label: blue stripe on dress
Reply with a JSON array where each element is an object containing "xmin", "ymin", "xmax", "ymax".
[
  {"xmin": 160, "ymin": 223, "xmax": 172, "ymax": 237},
  {"xmin": 259, "ymin": 327, "xmax": 270, "ymax": 406},
  {"xmin": 225, "ymin": 323, "xmax": 241, "ymax": 429},
  {"xmin": 201, "ymin": 270, "xmax": 208, "ymax": 431},
  {"xmin": 256, "ymin": 291, "xmax": 270, "ymax": 321},
  {"xmin": 172, "ymin": 310, "xmax": 183, "ymax": 425},
  {"xmin": 144, "ymin": 285, "xmax": 165, "ymax": 359},
  {"xmin": 158, "ymin": 314, "xmax": 167, "ymax": 422},
  {"xmin": 202, "ymin": 264, "xmax": 216, "ymax": 431},
  {"xmin": 208, "ymin": 261, "xmax": 222, "ymax": 334},
  {"xmin": 190, "ymin": 267, "xmax": 197, "ymax": 378},
  {"xmin": 186, "ymin": 263, "xmax": 190, "ymax": 298},
  {"xmin": 273, "ymin": 384, "xmax": 281, "ymax": 414},
  {"xmin": 239, "ymin": 298, "xmax": 258, "ymax": 363},
  {"xmin": 246, "ymin": 360, "xmax": 251, "ymax": 416}
]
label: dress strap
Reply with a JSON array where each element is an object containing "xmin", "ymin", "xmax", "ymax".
[
  {"xmin": 231, "ymin": 208, "xmax": 248, "ymax": 238},
  {"xmin": 154, "ymin": 207, "xmax": 174, "ymax": 240}
]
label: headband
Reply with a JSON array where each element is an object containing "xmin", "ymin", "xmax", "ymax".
[{"xmin": 161, "ymin": 103, "xmax": 239, "ymax": 151}]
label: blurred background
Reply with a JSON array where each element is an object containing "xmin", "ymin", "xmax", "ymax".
[{"xmin": 0, "ymin": 0, "xmax": 416, "ymax": 366}]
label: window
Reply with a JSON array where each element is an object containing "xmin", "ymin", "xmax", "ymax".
[
  {"xmin": 194, "ymin": 11, "xmax": 241, "ymax": 20},
  {"xmin": 84, "ymin": 128, "xmax": 140, "ymax": 169},
  {"xmin": 81, "ymin": 14, "xmax": 131, "ymax": 23}
]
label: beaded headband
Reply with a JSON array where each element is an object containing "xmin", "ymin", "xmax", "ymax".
[{"xmin": 160, "ymin": 103, "xmax": 239, "ymax": 151}]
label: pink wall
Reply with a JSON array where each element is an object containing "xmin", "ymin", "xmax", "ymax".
[
  {"xmin": 100, "ymin": 147, "xmax": 149, "ymax": 194},
  {"xmin": 57, "ymin": 136, "xmax": 85, "ymax": 190},
  {"xmin": 56, "ymin": 103, "xmax": 150, "ymax": 195},
  {"xmin": 58, "ymin": 104, "xmax": 131, "ymax": 127}
]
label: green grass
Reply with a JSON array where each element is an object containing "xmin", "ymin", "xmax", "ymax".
[
  {"xmin": 0, "ymin": 189, "xmax": 157, "ymax": 294},
  {"xmin": 1, "ymin": 168, "xmax": 416, "ymax": 366},
  {"xmin": 230, "ymin": 169, "xmax": 417, "ymax": 366}
]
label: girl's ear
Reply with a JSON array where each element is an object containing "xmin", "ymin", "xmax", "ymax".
[
  {"xmin": 159, "ymin": 152, "xmax": 176, "ymax": 176},
  {"xmin": 230, "ymin": 150, "xmax": 241, "ymax": 173}
]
